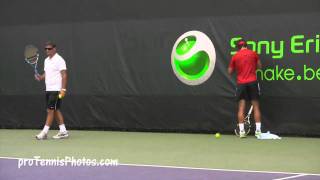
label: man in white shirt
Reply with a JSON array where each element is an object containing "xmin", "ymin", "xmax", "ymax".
[{"xmin": 35, "ymin": 41, "xmax": 69, "ymax": 140}]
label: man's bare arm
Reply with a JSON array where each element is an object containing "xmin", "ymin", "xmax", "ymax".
[
  {"xmin": 228, "ymin": 67, "xmax": 234, "ymax": 77},
  {"xmin": 257, "ymin": 59, "xmax": 262, "ymax": 69}
]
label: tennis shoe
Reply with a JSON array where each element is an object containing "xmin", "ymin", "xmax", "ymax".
[
  {"xmin": 35, "ymin": 132, "xmax": 47, "ymax": 140},
  {"xmin": 53, "ymin": 131, "xmax": 69, "ymax": 139},
  {"xmin": 239, "ymin": 130, "xmax": 246, "ymax": 138},
  {"xmin": 255, "ymin": 130, "xmax": 262, "ymax": 138}
]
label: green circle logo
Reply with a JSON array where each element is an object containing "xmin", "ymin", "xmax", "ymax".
[{"xmin": 171, "ymin": 31, "xmax": 216, "ymax": 85}]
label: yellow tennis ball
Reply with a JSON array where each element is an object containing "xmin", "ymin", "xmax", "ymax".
[
  {"xmin": 58, "ymin": 94, "xmax": 62, "ymax": 99},
  {"xmin": 215, "ymin": 133, "xmax": 221, "ymax": 138}
]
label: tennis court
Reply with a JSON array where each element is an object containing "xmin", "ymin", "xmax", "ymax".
[{"xmin": 1, "ymin": 130, "xmax": 319, "ymax": 179}]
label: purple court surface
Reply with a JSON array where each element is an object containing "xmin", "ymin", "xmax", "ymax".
[{"xmin": 0, "ymin": 158, "xmax": 319, "ymax": 180}]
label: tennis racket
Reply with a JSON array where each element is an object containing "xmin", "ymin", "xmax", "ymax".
[
  {"xmin": 234, "ymin": 105, "xmax": 253, "ymax": 136},
  {"xmin": 24, "ymin": 44, "xmax": 39, "ymax": 75}
]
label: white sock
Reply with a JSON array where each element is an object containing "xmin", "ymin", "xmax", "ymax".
[
  {"xmin": 239, "ymin": 123, "xmax": 244, "ymax": 132},
  {"xmin": 42, "ymin": 125, "xmax": 50, "ymax": 134},
  {"xmin": 59, "ymin": 124, "xmax": 67, "ymax": 133},
  {"xmin": 256, "ymin": 122, "xmax": 261, "ymax": 132}
]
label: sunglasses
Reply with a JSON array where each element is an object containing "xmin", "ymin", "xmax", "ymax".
[{"xmin": 45, "ymin": 47, "xmax": 54, "ymax": 50}]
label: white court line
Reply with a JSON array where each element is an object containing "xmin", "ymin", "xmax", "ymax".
[
  {"xmin": 273, "ymin": 174, "xmax": 307, "ymax": 180},
  {"xmin": 1, "ymin": 156, "xmax": 320, "ymax": 177},
  {"xmin": 121, "ymin": 163, "xmax": 320, "ymax": 176}
]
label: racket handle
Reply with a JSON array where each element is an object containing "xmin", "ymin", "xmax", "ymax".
[
  {"xmin": 34, "ymin": 68, "xmax": 39, "ymax": 76},
  {"xmin": 34, "ymin": 74, "xmax": 41, "ymax": 81},
  {"xmin": 248, "ymin": 105, "xmax": 253, "ymax": 114}
]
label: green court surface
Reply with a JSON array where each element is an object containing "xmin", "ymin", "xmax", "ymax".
[{"xmin": 0, "ymin": 129, "xmax": 319, "ymax": 174}]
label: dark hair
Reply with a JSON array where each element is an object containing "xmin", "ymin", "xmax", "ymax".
[
  {"xmin": 45, "ymin": 41, "xmax": 56, "ymax": 48},
  {"xmin": 237, "ymin": 39, "xmax": 247, "ymax": 49}
]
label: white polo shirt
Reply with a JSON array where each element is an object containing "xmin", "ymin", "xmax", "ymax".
[{"xmin": 44, "ymin": 53, "xmax": 67, "ymax": 91}]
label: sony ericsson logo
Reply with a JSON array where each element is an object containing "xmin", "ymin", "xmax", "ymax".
[{"xmin": 171, "ymin": 31, "xmax": 216, "ymax": 85}]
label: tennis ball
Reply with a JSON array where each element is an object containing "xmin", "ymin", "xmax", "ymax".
[
  {"xmin": 58, "ymin": 94, "xmax": 62, "ymax": 99},
  {"xmin": 215, "ymin": 133, "xmax": 221, "ymax": 138}
]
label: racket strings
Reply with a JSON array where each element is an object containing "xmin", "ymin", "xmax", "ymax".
[
  {"xmin": 24, "ymin": 45, "xmax": 39, "ymax": 60},
  {"xmin": 25, "ymin": 54, "xmax": 39, "ymax": 64}
]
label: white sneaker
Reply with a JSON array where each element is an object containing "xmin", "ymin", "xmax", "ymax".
[
  {"xmin": 239, "ymin": 130, "xmax": 246, "ymax": 138},
  {"xmin": 255, "ymin": 130, "xmax": 262, "ymax": 137},
  {"xmin": 53, "ymin": 131, "xmax": 69, "ymax": 139},
  {"xmin": 35, "ymin": 132, "xmax": 47, "ymax": 140}
]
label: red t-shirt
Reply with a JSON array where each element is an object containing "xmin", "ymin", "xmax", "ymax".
[{"xmin": 229, "ymin": 49, "xmax": 259, "ymax": 84}]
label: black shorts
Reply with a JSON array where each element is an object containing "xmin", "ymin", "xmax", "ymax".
[
  {"xmin": 46, "ymin": 91, "xmax": 62, "ymax": 110},
  {"xmin": 236, "ymin": 81, "xmax": 261, "ymax": 101}
]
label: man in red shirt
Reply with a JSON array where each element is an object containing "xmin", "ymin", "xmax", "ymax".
[{"xmin": 228, "ymin": 39, "xmax": 262, "ymax": 138}]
